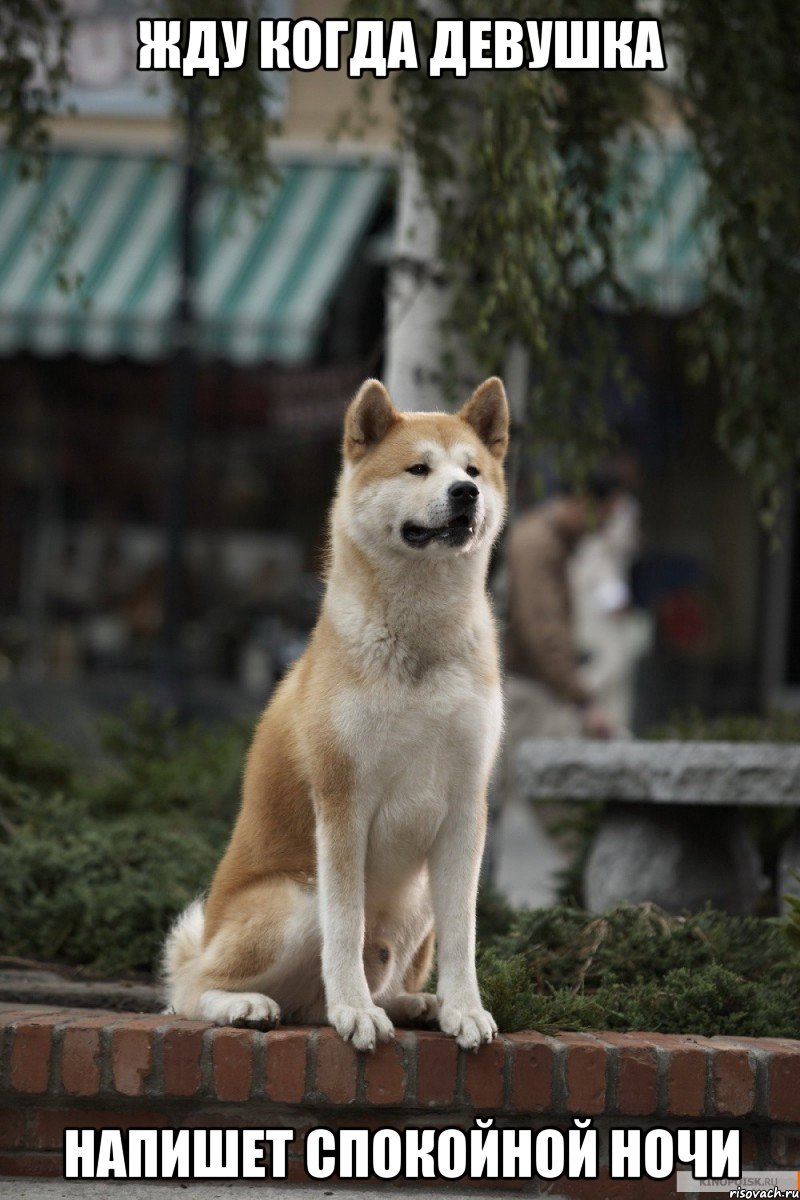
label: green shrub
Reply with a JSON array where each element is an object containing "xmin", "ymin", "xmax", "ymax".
[
  {"xmin": 0, "ymin": 707, "xmax": 74, "ymax": 791},
  {"xmin": 648, "ymin": 707, "xmax": 800, "ymax": 743},
  {"xmin": 2, "ymin": 705, "xmax": 800, "ymax": 1038},
  {"xmin": 494, "ymin": 903, "xmax": 794, "ymax": 989},
  {"xmin": 475, "ymin": 902, "xmax": 800, "ymax": 1037},
  {"xmin": 0, "ymin": 701, "xmax": 246, "ymax": 975},
  {"xmin": 478, "ymin": 959, "xmax": 799, "ymax": 1040},
  {"xmin": 0, "ymin": 813, "xmax": 226, "ymax": 974},
  {"xmin": 89, "ymin": 697, "xmax": 248, "ymax": 819},
  {"xmin": 785, "ymin": 873, "xmax": 800, "ymax": 953}
]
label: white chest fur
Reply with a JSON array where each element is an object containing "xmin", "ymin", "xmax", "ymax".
[{"xmin": 331, "ymin": 660, "xmax": 502, "ymax": 891}]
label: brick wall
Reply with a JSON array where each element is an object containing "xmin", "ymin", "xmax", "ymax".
[{"xmin": 1, "ymin": 1004, "xmax": 799, "ymax": 1196}]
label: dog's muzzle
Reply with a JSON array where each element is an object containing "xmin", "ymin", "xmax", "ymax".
[{"xmin": 401, "ymin": 482, "xmax": 480, "ymax": 548}]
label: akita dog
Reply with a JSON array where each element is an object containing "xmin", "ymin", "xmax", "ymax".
[{"xmin": 163, "ymin": 376, "xmax": 509, "ymax": 1051}]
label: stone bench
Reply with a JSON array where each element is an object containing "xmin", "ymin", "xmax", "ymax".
[{"xmin": 515, "ymin": 740, "xmax": 800, "ymax": 914}]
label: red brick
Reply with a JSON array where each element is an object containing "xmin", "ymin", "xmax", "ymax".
[
  {"xmin": 542, "ymin": 1167, "xmax": 627, "ymax": 1200},
  {"xmin": 0, "ymin": 1107, "xmax": 26, "ymax": 1149},
  {"xmin": 546, "ymin": 1168, "xmax": 678, "ymax": 1200},
  {"xmin": 457, "ymin": 1173, "xmax": 525, "ymax": 1193},
  {"xmin": 414, "ymin": 1032, "xmax": 458, "ymax": 1106},
  {"xmin": 162, "ymin": 1022, "xmax": 208, "ymax": 1097},
  {"xmin": 509, "ymin": 1033, "xmax": 555, "ymax": 1113},
  {"xmin": 464, "ymin": 1036, "xmax": 506, "ymax": 1110},
  {"xmin": 0, "ymin": 1006, "xmax": 62, "ymax": 1025},
  {"xmin": 642, "ymin": 1035, "xmax": 709, "ymax": 1118},
  {"xmin": 712, "ymin": 1035, "xmax": 782, "ymax": 1052},
  {"xmin": 314, "ymin": 1029, "xmax": 358, "ymax": 1104},
  {"xmin": 712, "ymin": 1047, "xmax": 755, "ymax": 1117},
  {"xmin": 601, "ymin": 1034, "xmax": 658, "ymax": 1116},
  {"xmin": 0, "ymin": 1151, "xmax": 63, "ymax": 1177},
  {"xmin": 10, "ymin": 1018, "xmax": 60, "ymax": 1093},
  {"xmin": 67, "ymin": 1006, "xmax": 123, "ymax": 1019},
  {"xmin": 30, "ymin": 1109, "xmax": 169, "ymax": 1150},
  {"xmin": 740, "ymin": 1129, "xmax": 760, "ymax": 1168},
  {"xmin": 59, "ymin": 1012, "xmax": 123, "ymax": 1096},
  {"xmin": 768, "ymin": 1047, "xmax": 800, "ymax": 1122},
  {"xmin": 264, "ymin": 1029, "xmax": 309, "ymax": 1103},
  {"xmin": 111, "ymin": 1023, "xmax": 157, "ymax": 1096},
  {"xmin": 770, "ymin": 1128, "xmax": 800, "ymax": 1167},
  {"xmin": 211, "ymin": 1028, "xmax": 254, "ymax": 1102},
  {"xmin": 363, "ymin": 1034, "xmax": 407, "ymax": 1105},
  {"xmin": 285, "ymin": 1157, "xmax": 314, "ymax": 1185},
  {"xmin": 759, "ymin": 1036, "xmax": 800, "ymax": 1049},
  {"xmin": 561, "ymin": 1033, "xmax": 606, "ymax": 1115},
  {"xmin": 638, "ymin": 1176, "xmax": 684, "ymax": 1200},
  {"xmin": 60, "ymin": 1026, "xmax": 104, "ymax": 1097}
]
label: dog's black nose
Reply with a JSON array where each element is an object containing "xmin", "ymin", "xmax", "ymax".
[{"xmin": 448, "ymin": 480, "xmax": 479, "ymax": 508}]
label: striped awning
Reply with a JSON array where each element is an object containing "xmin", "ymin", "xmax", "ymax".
[
  {"xmin": 0, "ymin": 151, "xmax": 389, "ymax": 363},
  {"xmin": 610, "ymin": 133, "xmax": 712, "ymax": 312}
]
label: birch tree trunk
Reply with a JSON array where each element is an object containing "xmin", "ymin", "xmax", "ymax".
[{"xmin": 383, "ymin": 150, "xmax": 451, "ymax": 412}]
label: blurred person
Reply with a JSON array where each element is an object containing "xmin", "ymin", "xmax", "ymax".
[
  {"xmin": 570, "ymin": 490, "xmax": 653, "ymax": 733},
  {"xmin": 488, "ymin": 469, "xmax": 629, "ymax": 908},
  {"xmin": 503, "ymin": 469, "xmax": 627, "ymax": 743},
  {"xmin": 488, "ymin": 470, "xmax": 628, "ymax": 908}
]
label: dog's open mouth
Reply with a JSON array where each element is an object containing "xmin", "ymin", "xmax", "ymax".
[{"xmin": 401, "ymin": 513, "xmax": 476, "ymax": 548}]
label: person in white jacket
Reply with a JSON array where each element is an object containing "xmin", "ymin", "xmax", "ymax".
[{"xmin": 570, "ymin": 491, "xmax": 652, "ymax": 734}]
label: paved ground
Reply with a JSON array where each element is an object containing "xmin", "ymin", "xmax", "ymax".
[{"xmin": 1, "ymin": 1183, "xmax": 540, "ymax": 1199}]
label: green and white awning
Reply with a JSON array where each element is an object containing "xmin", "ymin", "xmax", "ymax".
[
  {"xmin": 611, "ymin": 133, "xmax": 711, "ymax": 312},
  {"xmin": 0, "ymin": 136, "xmax": 709, "ymax": 363},
  {"xmin": 0, "ymin": 151, "xmax": 389, "ymax": 363}
]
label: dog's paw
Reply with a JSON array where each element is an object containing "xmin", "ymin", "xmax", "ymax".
[
  {"xmin": 199, "ymin": 989, "xmax": 281, "ymax": 1029},
  {"xmin": 329, "ymin": 1003, "xmax": 394, "ymax": 1051},
  {"xmin": 384, "ymin": 992, "xmax": 440, "ymax": 1025},
  {"xmin": 438, "ymin": 1002, "xmax": 497, "ymax": 1050}
]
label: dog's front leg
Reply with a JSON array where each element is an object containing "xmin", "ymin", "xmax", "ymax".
[
  {"xmin": 428, "ymin": 795, "xmax": 497, "ymax": 1050},
  {"xmin": 316, "ymin": 809, "xmax": 394, "ymax": 1051}
]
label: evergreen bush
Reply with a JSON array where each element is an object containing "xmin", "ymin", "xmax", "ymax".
[{"xmin": 1, "ymin": 706, "xmax": 799, "ymax": 1035}]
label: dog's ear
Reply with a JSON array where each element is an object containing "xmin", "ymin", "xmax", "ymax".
[
  {"xmin": 459, "ymin": 377, "xmax": 509, "ymax": 460},
  {"xmin": 344, "ymin": 379, "xmax": 400, "ymax": 462}
]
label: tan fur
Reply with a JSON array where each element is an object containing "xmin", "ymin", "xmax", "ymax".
[
  {"xmin": 403, "ymin": 928, "xmax": 436, "ymax": 993},
  {"xmin": 163, "ymin": 377, "xmax": 509, "ymax": 1050}
]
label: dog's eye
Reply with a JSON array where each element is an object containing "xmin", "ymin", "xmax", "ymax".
[
  {"xmin": 466, "ymin": 465, "xmax": 480, "ymax": 478},
  {"xmin": 406, "ymin": 463, "xmax": 430, "ymax": 476}
]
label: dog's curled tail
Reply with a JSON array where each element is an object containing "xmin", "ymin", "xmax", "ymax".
[{"xmin": 161, "ymin": 898, "xmax": 205, "ymax": 1014}]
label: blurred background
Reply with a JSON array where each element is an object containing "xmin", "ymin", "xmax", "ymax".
[
  {"xmin": 2, "ymin": 2, "xmax": 800, "ymax": 999},
  {"xmin": 0, "ymin": 1, "xmax": 796, "ymax": 742}
]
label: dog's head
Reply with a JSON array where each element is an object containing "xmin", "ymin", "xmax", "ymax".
[{"xmin": 336, "ymin": 377, "xmax": 509, "ymax": 562}]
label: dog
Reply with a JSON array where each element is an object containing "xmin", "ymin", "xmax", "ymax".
[{"xmin": 163, "ymin": 376, "xmax": 509, "ymax": 1051}]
